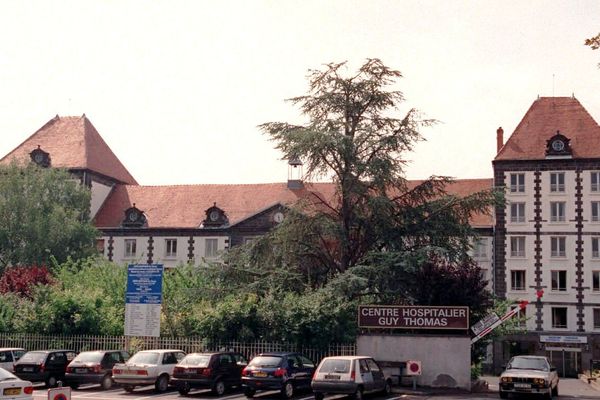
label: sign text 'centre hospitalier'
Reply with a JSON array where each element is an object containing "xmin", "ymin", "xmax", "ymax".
[{"xmin": 358, "ymin": 305, "xmax": 469, "ymax": 330}]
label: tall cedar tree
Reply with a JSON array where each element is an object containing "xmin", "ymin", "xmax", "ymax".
[
  {"xmin": 245, "ymin": 59, "xmax": 499, "ymax": 291},
  {"xmin": 0, "ymin": 162, "xmax": 98, "ymax": 271}
]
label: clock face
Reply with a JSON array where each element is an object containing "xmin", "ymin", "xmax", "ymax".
[
  {"xmin": 274, "ymin": 212, "xmax": 284, "ymax": 223},
  {"xmin": 552, "ymin": 140, "xmax": 565, "ymax": 151},
  {"xmin": 128, "ymin": 211, "xmax": 138, "ymax": 222},
  {"xmin": 34, "ymin": 153, "xmax": 43, "ymax": 163},
  {"xmin": 209, "ymin": 210, "xmax": 220, "ymax": 221}
]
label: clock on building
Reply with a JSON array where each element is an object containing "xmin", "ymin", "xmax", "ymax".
[
  {"xmin": 551, "ymin": 139, "xmax": 565, "ymax": 152},
  {"xmin": 273, "ymin": 212, "xmax": 284, "ymax": 223}
]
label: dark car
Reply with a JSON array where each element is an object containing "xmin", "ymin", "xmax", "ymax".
[
  {"xmin": 14, "ymin": 350, "xmax": 78, "ymax": 387},
  {"xmin": 242, "ymin": 352, "xmax": 315, "ymax": 399},
  {"xmin": 172, "ymin": 352, "xmax": 248, "ymax": 396},
  {"xmin": 65, "ymin": 350, "xmax": 130, "ymax": 390}
]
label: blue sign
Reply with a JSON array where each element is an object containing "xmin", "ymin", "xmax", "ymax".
[{"xmin": 126, "ymin": 264, "xmax": 163, "ymax": 305}]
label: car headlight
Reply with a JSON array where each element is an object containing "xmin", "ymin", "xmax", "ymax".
[
  {"xmin": 533, "ymin": 378, "xmax": 547, "ymax": 386},
  {"xmin": 501, "ymin": 377, "xmax": 512, "ymax": 383}
]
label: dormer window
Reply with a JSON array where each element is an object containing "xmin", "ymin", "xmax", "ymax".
[
  {"xmin": 203, "ymin": 203, "xmax": 228, "ymax": 227},
  {"xmin": 29, "ymin": 146, "xmax": 51, "ymax": 168},
  {"xmin": 546, "ymin": 131, "xmax": 572, "ymax": 158},
  {"xmin": 122, "ymin": 204, "xmax": 147, "ymax": 227}
]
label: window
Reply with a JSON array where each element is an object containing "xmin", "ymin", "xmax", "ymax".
[
  {"xmin": 593, "ymin": 238, "xmax": 600, "ymax": 259},
  {"xmin": 510, "ymin": 270, "xmax": 525, "ymax": 291},
  {"xmin": 510, "ymin": 202, "xmax": 525, "ymax": 223},
  {"xmin": 551, "ymin": 270, "xmax": 567, "ymax": 291},
  {"xmin": 595, "ymin": 309, "xmax": 600, "ymax": 329},
  {"xmin": 165, "ymin": 239, "xmax": 177, "ymax": 257},
  {"xmin": 550, "ymin": 172, "xmax": 565, "ymax": 192},
  {"xmin": 593, "ymin": 271, "xmax": 600, "ymax": 292},
  {"xmin": 550, "ymin": 201, "xmax": 566, "ymax": 222},
  {"xmin": 551, "ymin": 307, "xmax": 567, "ymax": 329},
  {"xmin": 96, "ymin": 239, "xmax": 105, "ymax": 255},
  {"xmin": 510, "ymin": 236, "xmax": 525, "ymax": 257},
  {"xmin": 550, "ymin": 236, "xmax": 566, "ymax": 257},
  {"xmin": 592, "ymin": 201, "xmax": 600, "ymax": 222},
  {"xmin": 510, "ymin": 173, "xmax": 525, "ymax": 193},
  {"xmin": 473, "ymin": 238, "xmax": 488, "ymax": 258},
  {"xmin": 124, "ymin": 239, "xmax": 136, "ymax": 258},
  {"xmin": 205, "ymin": 238, "xmax": 218, "ymax": 258},
  {"xmin": 592, "ymin": 172, "xmax": 600, "ymax": 192}
]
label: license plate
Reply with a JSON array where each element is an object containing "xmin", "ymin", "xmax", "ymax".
[
  {"xmin": 514, "ymin": 383, "xmax": 531, "ymax": 389},
  {"xmin": 76, "ymin": 368, "xmax": 87, "ymax": 373},
  {"xmin": 3, "ymin": 388, "xmax": 21, "ymax": 395},
  {"xmin": 254, "ymin": 371, "xmax": 267, "ymax": 377},
  {"xmin": 324, "ymin": 374, "xmax": 340, "ymax": 380},
  {"xmin": 22, "ymin": 367, "xmax": 33, "ymax": 372}
]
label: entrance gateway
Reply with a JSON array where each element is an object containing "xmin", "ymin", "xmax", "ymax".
[
  {"xmin": 357, "ymin": 305, "xmax": 472, "ymax": 390},
  {"xmin": 541, "ymin": 335, "xmax": 586, "ymax": 378}
]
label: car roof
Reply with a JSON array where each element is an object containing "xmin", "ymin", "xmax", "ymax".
[
  {"xmin": 320, "ymin": 356, "xmax": 372, "ymax": 361},
  {"xmin": 26, "ymin": 349, "xmax": 75, "ymax": 353},
  {"xmin": 256, "ymin": 352, "xmax": 298, "ymax": 357},
  {"xmin": 137, "ymin": 349, "xmax": 183, "ymax": 353},
  {"xmin": 511, "ymin": 355, "xmax": 548, "ymax": 360},
  {"xmin": 0, "ymin": 348, "xmax": 25, "ymax": 351}
]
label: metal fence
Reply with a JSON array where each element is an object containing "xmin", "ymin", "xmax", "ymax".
[{"xmin": 0, "ymin": 333, "xmax": 356, "ymax": 364}]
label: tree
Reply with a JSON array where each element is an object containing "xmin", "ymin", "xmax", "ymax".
[
  {"xmin": 0, "ymin": 162, "xmax": 98, "ymax": 271},
  {"xmin": 249, "ymin": 59, "xmax": 499, "ymax": 290}
]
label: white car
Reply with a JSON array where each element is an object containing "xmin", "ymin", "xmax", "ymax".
[
  {"xmin": 0, "ymin": 348, "xmax": 26, "ymax": 373},
  {"xmin": 499, "ymin": 355, "xmax": 559, "ymax": 399},
  {"xmin": 311, "ymin": 356, "xmax": 392, "ymax": 400},
  {"xmin": 112, "ymin": 349, "xmax": 185, "ymax": 393},
  {"xmin": 0, "ymin": 367, "xmax": 33, "ymax": 399}
]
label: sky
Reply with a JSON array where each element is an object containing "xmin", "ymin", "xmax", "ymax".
[{"xmin": 1, "ymin": 1, "xmax": 600, "ymax": 185}]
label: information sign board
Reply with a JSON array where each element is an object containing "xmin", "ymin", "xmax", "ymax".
[
  {"xmin": 124, "ymin": 264, "xmax": 163, "ymax": 337},
  {"xmin": 358, "ymin": 305, "xmax": 469, "ymax": 330}
]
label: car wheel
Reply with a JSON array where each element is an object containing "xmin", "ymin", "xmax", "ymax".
[
  {"xmin": 124, "ymin": 385, "xmax": 135, "ymax": 392},
  {"xmin": 383, "ymin": 379, "xmax": 392, "ymax": 395},
  {"xmin": 499, "ymin": 390, "xmax": 508, "ymax": 399},
  {"xmin": 314, "ymin": 392, "xmax": 324, "ymax": 400},
  {"xmin": 353, "ymin": 387, "xmax": 364, "ymax": 400},
  {"xmin": 46, "ymin": 375, "xmax": 57, "ymax": 388},
  {"xmin": 155, "ymin": 374, "xmax": 169, "ymax": 392},
  {"xmin": 69, "ymin": 383, "xmax": 79, "ymax": 390},
  {"xmin": 213, "ymin": 379, "xmax": 226, "ymax": 396},
  {"xmin": 101, "ymin": 374, "xmax": 113, "ymax": 390},
  {"xmin": 281, "ymin": 381, "xmax": 294, "ymax": 399},
  {"xmin": 244, "ymin": 387, "xmax": 256, "ymax": 398},
  {"xmin": 178, "ymin": 381, "xmax": 191, "ymax": 395}
]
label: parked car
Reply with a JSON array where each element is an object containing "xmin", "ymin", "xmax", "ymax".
[
  {"xmin": 65, "ymin": 350, "xmax": 130, "ymax": 390},
  {"xmin": 499, "ymin": 355, "xmax": 559, "ymax": 399},
  {"xmin": 112, "ymin": 349, "xmax": 185, "ymax": 393},
  {"xmin": 311, "ymin": 356, "xmax": 392, "ymax": 400},
  {"xmin": 172, "ymin": 351, "xmax": 248, "ymax": 396},
  {"xmin": 0, "ymin": 348, "xmax": 26, "ymax": 372},
  {"xmin": 13, "ymin": 350, "xmax": 77, "ymax": 387},
  {"xmin": 241, "ymin": 352, "xmax": 315, "ymax": 399},
  {"xmin": 0, "ymin": 367, "xmax": 33, "ymax": 399}
]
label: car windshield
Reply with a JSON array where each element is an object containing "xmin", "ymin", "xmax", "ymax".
[
  {"xmin": 508, "ymin": 357, "xmax": 548, "ymax": 371},
  {"xmin": 318, "ymin": 359, "xmax": 351, "ymax": 373},
  {"xmin": 73, "ymin": 352, "xmax": 103, "ymax": 362},
  {"xmin": 249, "ymin": 356, "xmax": 282, "ymax": 368},
  {"xmin": 128, "ymin": 352, "xmax": 159, "ymax": 365},
  {"xmin": 180, "ymin": 354, "xmax": 210, "ymax": 367},
  {"xmin": 19, "ymin": 352, "xmax": 46, "ymax": 363},
  {"xmin": 0, "ymin": 368, "xmax": 17, "ymax": 381}
]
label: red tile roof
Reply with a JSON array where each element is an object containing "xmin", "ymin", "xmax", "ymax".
[
  {"xmin": 94, "ymin": 179, "xmax": 493, "ymax": 229},
  {"xmin": 0, "ymin": 115, "xmax": 137, "ymax": 184},
  {"xmin": 495, "ymin": 97, "xmax": 600, "ymax": 161}
]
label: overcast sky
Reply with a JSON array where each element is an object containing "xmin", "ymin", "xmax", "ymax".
[{"xmin": 1, "ymin": 1, "xmax": 599, "ymax": 185}]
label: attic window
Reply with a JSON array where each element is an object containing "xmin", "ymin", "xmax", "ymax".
[
  {"xmin": 122, "ymin": 204, "xmax": 147, "ymax": 228},
  {"xmin": 546, "ymin": 131, "xmax": 572, "ymax": 158},
  {"xmin": 203, "ymin": 203, "xmax": 228, "ymax": 227},
  {"xmin": 29, "ymin": 146, "xmax": 51, "ymax": 168}
]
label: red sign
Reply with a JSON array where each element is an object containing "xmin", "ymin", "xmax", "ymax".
[{"xmin": 358, "ymin": 305, "xmax": 469, "ymax": 330}]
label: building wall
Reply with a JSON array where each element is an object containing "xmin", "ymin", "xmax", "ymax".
[{"xmin": 90, "ymin": 180, "xmax": 113, "ymax": 218}]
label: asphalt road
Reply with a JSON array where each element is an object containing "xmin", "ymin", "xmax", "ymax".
[{"xmin": 30, "ymin": 377, "xmax": 600, "ymax": 400}]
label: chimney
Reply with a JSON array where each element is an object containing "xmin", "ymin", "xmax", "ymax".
[{"xmin": 496, "ymin": 127, "xmax": 504, "ymax": 154}]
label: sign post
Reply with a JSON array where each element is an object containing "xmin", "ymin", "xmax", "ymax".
[{"xmin": 124, "ymin": 264, "xmax": 163, "ymax": 337}]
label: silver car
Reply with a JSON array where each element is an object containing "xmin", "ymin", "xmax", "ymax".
[{"xmin": 499, "ymin": 355, "xmax": 559, "ymax": 399}]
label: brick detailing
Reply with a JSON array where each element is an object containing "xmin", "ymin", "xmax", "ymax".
[
  {"xmin": 187, "ymin": 236, "xmax": 195, "ymax": 263},
  {"xmin": 493, "ymin": 167, "xmax": 507, "ymax": 298},
  {"xmin": 147, "ymin": 236, "xmax": 154, "ymax": 264},
  {"xmin": 533, "ymin": 170, "xmax": 543, "ymax": 331},
  {"xmin": 575, "ymin": 170, "xmax": 585, "ymax": 332},
  {"xmin": 107, "ymin": 236, "xmax": 114, "ymax": 262}
]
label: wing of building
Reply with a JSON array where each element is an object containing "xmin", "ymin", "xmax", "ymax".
[{"xmin": 3, "ymin": 95, "xmax": 598, "ymax": 377}]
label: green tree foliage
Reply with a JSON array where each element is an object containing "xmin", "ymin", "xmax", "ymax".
[{"xmin": 0, "ymin": 162, "xmax": 98, "ymax": 271}]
